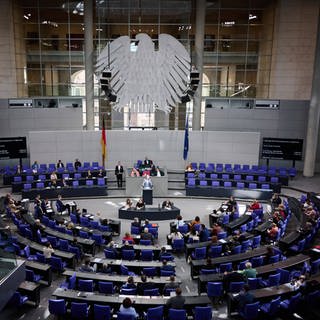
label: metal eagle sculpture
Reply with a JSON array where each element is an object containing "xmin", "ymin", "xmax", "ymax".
[{"xmin": 95, "ymin": 33, "xmax": 191, "ymax": 113}]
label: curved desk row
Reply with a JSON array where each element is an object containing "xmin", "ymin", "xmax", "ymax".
[{"xmin": 118, "ymin": 206, "xmax": 180, "ymax": 220}]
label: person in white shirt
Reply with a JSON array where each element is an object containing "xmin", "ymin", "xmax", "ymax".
[{"xmin": 43, "ymin": 242, "xmax": 54, "ymax": 260}]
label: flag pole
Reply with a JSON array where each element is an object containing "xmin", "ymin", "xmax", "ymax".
[{"xmin": 101, "ymin": 116, "xmax": 106, "ymax": 168}]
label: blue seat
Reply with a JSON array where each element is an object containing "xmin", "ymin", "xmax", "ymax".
[
  {"xmin": 234, "ymin": 174, "xmax": 241, "ymax": 180},
  {"xmin": 78, "ymin": 279, "xmax": 94, "ymax": 292},
  {"xmin": 79, "ymin": 230, "xmax": 89, "ymax": 239},
  {"xmin": 247, "ymin": 278, "xmax": 259, "ymax": 290},
  {"xmin": 122, "ymin": 249, "xmax": 135, "ymax": 260},
  {"xmin": 9, "ymin": 291, "xmax": 28, "ymax": 306},
  {"xmin": 251, "ymin": 256, "xmax": 263, "ymax": 268},
  {"xmin": 168, "ymin": 308, "xmax": 187, "ymax": 320},
  {"xmin": 60, "ymin": 271, "xmax": 77, "ymax": 289},
  {"xmin": 260, "ymin": 296, "xmax": 281, "ymax": 316},
  {"xmin": 199, "ymin": 180, "xmax": 207, "ymax": 186},
  {"xmin": 86, "ymin": 179, "xmax": 94, "ymax": 186},
  {"xmin": 145, "ymin": 306, "xmax": 163, "ymax": 320},
  {"xmin": 120, "ymin": 288, "xmax": 137, "ymax": 295},
  {"xmin": 207, "ymin": 281, "xmax": 223, "ymax": 298},
  {"xmin": 50, "ymin": 256, "xmax": 67, "ymax": 273},
  {"xmin": 251, "ymin": 235, "xmax": 261, "ymax": 249},
  {"xmin": 71, "ymin": 302, "xmax": 89, "ymax": 319},
  {"xmin": 73, "ymin": 180, "xmax": 79, "ymax": 187},
  {"xmin": 211, "ymin": 180, "xmax": 220, "ymax": 187},
  {"xmin": 232, "ymin": 245, "xmax": 241, "ymax": 254},
  {"xmin": 172, "ymin": 239, "xmax": 184, "ymax": 253},
  {"xmin": 144, "ymin": 288, "xmax": 159, "ymax": 296},
  {"xmin": 80, "ymin": 216, "xmax": 90, "ymax": 227},
  {"xmin": 94, "ymin": 304, "xmax": 111, "ymax": 320},
  {"xmin": 26, "ymin": 175, "xmax": 34, "ymax": 182},
  {"xmin": 120, "ymin": 265, "xmax": 135, "ymax": 276},
  {"xmin": 258, "ymin": 176, "xmax": 266, "ymax": 182},
  {"xmin": 269, "ymin": 254, "xmax": 280, "ymax": 264},
  {"xmin": 48, "ymin": 299, "xmax": 66, "ymax": 316},
  {"xmin": 248, "ymin": 183, "xmax": 257, "ymax": 189},
  {"xmin": 141, "ymin": 249, "xmax": 153, "ymax": 261},
  {"xmin": 270, "ymin": 176, "xmax": 279, "ymax": 183},
  {"xmin": 222, "ymin": 174, "xmax": 230, "ymax": 180},
  {"xmin": 277, "ymin": 268, "xmax": 290, "ymax": 284},
  {"xmin": 47, "ymin": 235, "xmax": 59, "ymax": 248},
  {"xmin": 91, "ymin": 234, "xmax": 105, "ymax": 246},
  {"xmin": 187, "ymin": 178, "xmax": 196, "ymax": 187},
  {"xmin": 261, "ymin": 183, "xmax": 270, "ymax": 189},
  {"xmin": 140, "ymin": 239, "xmax": 151, "ymax": 245},
  {"xmin": 219, "ymin": 262, "xmax": 232, "ymax": 273},
  {"xmin": 69, "ymin": 245, "xmax": 82, "ymax": 260},
  {"xmin": 98, "ymin": 281, "xmax": 115, "ymax": 294},
  {"xmin": 25, "ymin": 269, "xmax": 41, "ymax": 282},
  {"xmin": 236, "ymin": 182, "xmax": 245, "ymax": 189},
  {"xmin": 193, "ymin": 306, "xmax": 212, "ymax": 320},
  {"xmin": 310, "ymin": 258, "xmax": 320, "ymax": 275},
  {"xmin": 37, "ymin": 230, "xmax": 48, "ymax": 244},
  {"xmin": 241, "ymin": 240, "xmax": 251, "ymax": 253},
  {"xmin": 289, "ymin": 238, "xmax": 306, "ymax": 253},
  {"xmin": 117, "ymin": 313, "xmax": 136, "ymax": 320},
  {"xmin": 191, "ymin": 247, "xmax": 207, "ymax": 260},
  {"xmin": 143, "ymin": 267, "xmax": 157, "ymax": 277},
  {"xmin": 209, "ymin": 245, "xmax": 222, "ymax": 258},
  {"xmin": 160, "ymin": 269, "xmax": 175, "ymax": 276},
  {"xmin": 210, "ymin": 173, "xmax": 218, "ymax": 179},
  {"xmin": 36, "ymin": 252, "xmax": 46, "ymax": 263},
  {"xmin": 239, "ymin": 301, "xmax": 260, "ymax": 320},
  {"xmin": 198, "ymin": 172, "xmax": 206, "ymax": 180},
  {"xmin": 280, "ymin": 292, "xmax": 301, "ymax": 312},
  {"xmin": 223, "ymin": 181, "xmax": 232, "ymax": 188},
  {"xmin": 260, "ymin": 273, "xmax": 281, "ymax": 288},
  {"xmin": 97, "ymin": 178, "xmax": 105, "ymax": 186}
]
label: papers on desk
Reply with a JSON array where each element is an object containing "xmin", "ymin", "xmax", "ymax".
[
  {"xmin": 92, "ymin": 258, "xmax": 103, "ymax": 263},
  {"xmin": 219, "ymin": 239, "xmax": 227, "ymax": 244}
]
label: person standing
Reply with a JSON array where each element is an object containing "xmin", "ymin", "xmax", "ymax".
[
  {"xmin": 74, "ymin": 158, "xmax": 82, "ymax": 171},
  {"xmin": 115, "ymin": 161, "xmax": 124, "ymax": 188}
]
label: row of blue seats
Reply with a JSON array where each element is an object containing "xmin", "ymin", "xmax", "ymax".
[{"xmin": 188, "ymin": 162, "xmax": 297, "ymax": 176}]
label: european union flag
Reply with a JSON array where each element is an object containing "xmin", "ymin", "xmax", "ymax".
[{"xmin": 183, "ymin": 114, "xmax": 189, "ymax": 160}]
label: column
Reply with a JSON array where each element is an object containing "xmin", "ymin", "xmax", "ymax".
[
  {"xmin": 303, "ymin": 10, "xmax": 320, "ymax": 177},
  {"xmin": 192, "ymin": 0, "xmax": 206, "ymax": 131},
  {"xmin": 84, "ymin": 0, "xmax": 94, "ymax": 130}
]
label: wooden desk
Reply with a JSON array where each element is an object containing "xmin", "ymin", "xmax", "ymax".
[
  {"xmin": 91, "ymin": 257, "xmax": 175, "ymax": 274},
  {"xmin": 52, "ymin": 288, "xmax": 211, "ymax": 314},
  {"xmin": 15, "ymin": 234, "xmax": 76, "ymax": 268},
  {"xmin": 44, "ymin": 227, "xmax": 96, "ymax": 256},
  {"xmin": 190, "ymin": 246, "xmax": 275, "ymax": 279},
  {"xmin": 25, "ymin": 260, "xmax": 52, "ymax": 286},
  {"xmin": 18, "ymin": 281, "xmax": 41, "ymax": 306},
  {"xmin": 62, "ymin": 270, "xmax": 181, "ymax": 289},
  {"xmin": 279, "ymin": 230, "xmax": 301, "ymax": 251},
  {"xmin": 197, "ymin": 254, "xmax": 310, "ymax": 293}
]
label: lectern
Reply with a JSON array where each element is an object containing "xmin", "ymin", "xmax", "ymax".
[{"xmin": 143, "ymin": 188, "xmax": 153, "ymax": 205}]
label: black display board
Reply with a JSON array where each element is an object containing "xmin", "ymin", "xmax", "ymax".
[
  {"xmin": 262, "ymin": 138, "xmax": 303, "ymax": 160},
  {"xmin": 0, "ymin": 137, "xmax": 27, "ymax": 159}
]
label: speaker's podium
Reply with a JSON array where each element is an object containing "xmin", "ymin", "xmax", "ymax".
[{"xmin": 143, "ymin": 188, "xmax": 153, "ymax": 205}]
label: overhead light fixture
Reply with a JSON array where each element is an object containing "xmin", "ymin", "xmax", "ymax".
[
  {"xmin": 222, "ymin": 21, "xmax": 235, "ymax": 26},
  {"xmin": 23, "ymin": 13, "xmax": 31, "ymax": 20},
  {"xmin": 249, "ymin": 14, "xmax": 257, "ymax": 20}
]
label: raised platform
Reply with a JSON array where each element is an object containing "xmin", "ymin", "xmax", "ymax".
[
  {"xmin": 186, "ymin": 186, "xmax": 273, "ymax": 200},
  {"xmin": 118, "ymin": 206, "xmax": 180, "ymax": 220},
  {"xmin": 21, "ymin": 186, "xmax": 108, "ymax": 200}
]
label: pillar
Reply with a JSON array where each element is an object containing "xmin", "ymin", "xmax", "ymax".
[
  {"xmin": 303, "ymin": 10, "xmax": 320, "ymax": 177},
  {"xmin": 192, "ymin": 0, "xmax": 206, "ymax": 131},
  {"xmin": 84, "ymin": 0, "xmax": 94, "ymax": 130}
]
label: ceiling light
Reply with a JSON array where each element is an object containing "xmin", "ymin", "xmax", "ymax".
[{"xmin": 249, "ymin": 14, "xmax": 257, "ymax": 20}]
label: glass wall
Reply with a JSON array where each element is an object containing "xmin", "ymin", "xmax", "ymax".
[{"xmin": 20, "ymin": 0, "xmax": 274, "ymax": 129}]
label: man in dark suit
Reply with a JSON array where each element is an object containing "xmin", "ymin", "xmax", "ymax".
[
  {"xmin": 143, "ymin": 156, "xmax": 153, "ymax": 167},
  {"xmin": 137, "ymin": 275, "xmax": 155, "ymax": 295},
  {"xmin": 165, "ymin": 287, "xmax": 185, "ymax": 310},
  {"xmin": 115, "ymin": 161, "xmax": 124, "ymax": 188},
  {"xmin": 223, "ymin": 264, "xmax": 245, "ymax": 293}
]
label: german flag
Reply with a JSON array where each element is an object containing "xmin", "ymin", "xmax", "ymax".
[{"xmin": 101, "ymin": 117, "xmax": 106, "ymax": 166}]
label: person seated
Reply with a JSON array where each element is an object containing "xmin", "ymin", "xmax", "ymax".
[
  {"xmin": 168, "ymin": 229, "xmax": 183, "ymax": 243},
  {"xmin": 79, "ymin": 258, "xmax": 96, "ymax": 272},
  {"xmin": 119, "ymin": 297, "xmax": 138, "ymax": 319},
  {"xmin": 304, "ymin": 205, "xmax": 317, "ymax": 223},
  {"xmin": 186, "ymin": 226, "xmax": 199, "ymax": 244},
  {"xmin": 56, "ymin": 194, "xmax": 70, "ymax": 214},
  {"xmin": 266, "ymin": 223, "xmax": 279, "ymax": 241},
  {"xmin": 174, "ymin": 215, "xmax": 185, "ymax": 229},
  {"xmin": 105, "ymin": 241, "xmax": 119, "ymax": 257},
  {"xmin": 136, "ymin": 198, "xmax": 145, "ymax": 210},
  {"xmin": 162, "ymin": 200, "xmax": 173, "ymax": 210},
  {"xmin": 101, "ymin": 263, "xmax": 112, "ymax": 274},
  {"xmin": 50, "ymin": 171, "xmax": 58, "ymax": 188},
  {"xmin": 143, "ymin": 156, "xmax": 153, "ymax": 167},
  {"xmin": 74, "ymin": 158, "xmax": 82, "ymax": 170},
  {"xmin": 130, "ymin": 167, "xmax": 140, "ymax": 177},
  {"xmin": 16, "ymin": 164, "xmax": 22, "ymax": 175},
  {"xmin": 211, "ymin": 223, "xmax": 222, "ymax": 236},
  {"xmin": 163, "ymin": 275, "xmax": 180, "ymax": 294},
  {"xmin": 189, "ymin": 216, "xmax": 201, "ymax": 228},
  {"xmin": 121, "ymin": 276, "xmax": 137, "ymax": 290},
  {"xmin": 122, "ymin": 232, "xmax": 134, "ymax": 244},
  {"xmin": 97, "ymin": 168, "xmax": 105, "ymax": 177},
  {"xmin": 241, "ymin": 262, "xmax": 257, "ymax": 279},
  {"xmin": 140, "ymin": 227, "xmax": 154, "ymax": 244},
  {"xmin": 263, "ymin": 246, "xmax": 275, "ymax": 264},
  {"xmin": 277, "ymin": 204, "xmax": 287, "ymax": 219},
  {"xmin": 124, "ymin": 198, "xmax": 133, "ymax": 210},
  {"xmin": 60, "ymin": 178, "xmax": 68, "ymax": 188},
  {"xmin": 71, "ymin": 237, "xmax": 83, "ymax": 257},
  {"xmin": 56, "ymin": 160, "xmax": 64, "ymax": 168},
  {"xmin": 31, "ymin": 161, "xmax": 39, "ymax": 173},
  {"xmin": 201, "ymin": 257, "xmax": 217, "ymax": 272},
  {"xmin": 156, "ymin": 166, "xmax": 163, "ymax": 177},
  {"xmin": 131, "ymin": 217, "xmax": 141, "ymax": 229},
  {"xmin": 137, "ymin": 275, "xmax": 155, "ymax": 295},
  {"xmin": 159, "ymin": 246, "xmax": 174, "ymax": 261},
  {"xmin": 122, "ymin": 240, "xmax": 134, "ymax": 251},
  {"xmin": 165, "ymin": 287, "xmax": 185, "ymax": 310},
  {"xmin": 142, "ymin": 219, "xmax": 152, "ymax": 229},
  {"xmin": 150, "ymin": 165, "xmax": 157, "ymax": 176},
  {"xmin": 236, "ymin": 285, "xmax": 254, "ymax": 312},
  {"xmin": 223, "ymin": 264, "xmax": 245, "ymax": 293},
  {"xmin": 210, "ymin": 235, "xmax": 219, "ymax": 246},
  {"xmin": 199, "ymin": 224, "xmax": 210, "ymax": 242},
  {"xmin": 161, "ymin": 260, "xmax": 175, "ymax": 273},
  {"xmin": 248, "ymin": 199, "xmax": 261, "ymax": 211},
  {"xmin": 185, "ymin": 163, "xmax": 194, "ymax": 172},
  {"xmin": 86, "ymin": 169, "xmax": 92, "ymax": 179},
  {"xmin": 232, "ymin": 230, "xmax": 247, "ymax": 243}
]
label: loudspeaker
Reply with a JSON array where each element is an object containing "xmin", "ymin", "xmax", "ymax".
[
  {"xmin": 191, "ymin": 79, "xmax": 200, "ymax": 85},
  {"xmin": 102, "ymin": 71, "xmax": 111, "ymax": 78},
  {"xmin": 108, "ymin": 93, "xmax": 117, "ymax": 102},
  {"xmin": 206, "ymin": 104, "xmax": 212, "ymax": 108},
  {"xmin": 181, "ymin": 95, "xmax": 190, "ymax": 103},
  {"xmin": 100, "ymin": 79, "xmax": 109, "ymax": 85},
  {"xmin": 190, "ymin": 71, "xmax": 199, "ymax": 78}
]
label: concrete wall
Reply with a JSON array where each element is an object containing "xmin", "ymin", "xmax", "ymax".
[
  {"xmin": 204, "ymin": 100, "xmax": 309, "ymax": 169},
  {"xmin": 29, "ymin": 130, "xmax": 260, "ymax": 170},
  {"xmin": 269, "ymin": 0, "xmax": 319, "ymax": 99}
]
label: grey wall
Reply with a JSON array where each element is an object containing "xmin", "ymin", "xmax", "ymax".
[
  {"xmin": 29, "ymin": 130, "xmax": 260, "ymax": 170},
  {"xmin": 0, "ymin": 101, "xmax": 82, "ymax": 167},
  {"xmin": 204, "ymin": 100, "xmax": 309, "ymax": 170}
]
